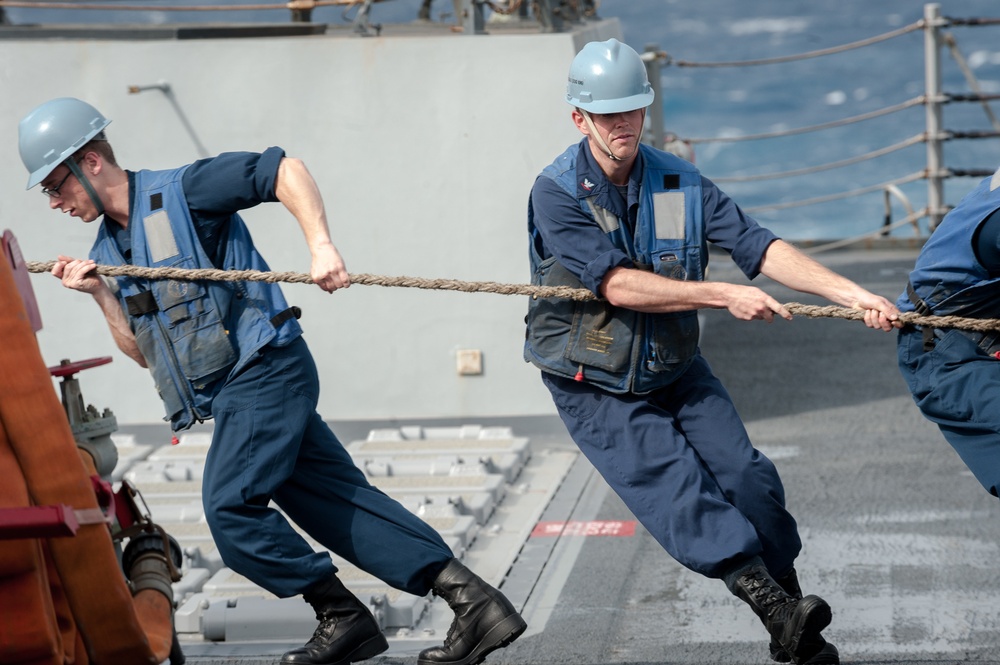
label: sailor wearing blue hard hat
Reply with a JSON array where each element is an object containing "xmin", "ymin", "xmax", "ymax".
[{"xmin": 524, "ymin": 37, "xmax": 900, "ymax": 665}]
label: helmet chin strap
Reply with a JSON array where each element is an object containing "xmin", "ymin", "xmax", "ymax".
[
  {"xmin": 65, "ymin": 158, "xmax": 105, "ymax": 217},
  {"xmin": 581, "ymin": 108, "xmax": 646, "ymax": 163}
]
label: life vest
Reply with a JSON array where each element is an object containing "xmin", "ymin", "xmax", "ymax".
[
  {"xmin": 90, "ymin": 166, "xmax": 302, "ymax": 430},
  {"xmin": 525, "ymin": 141, "xmax": 705, "ymax": 394},
  {"xmin": 898, "ymin": 170, "xmax": 1000, "ymax": 319}
]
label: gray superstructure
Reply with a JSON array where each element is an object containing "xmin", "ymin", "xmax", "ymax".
[{"xmin": 1, "ymin": 14, "xmax": 618, "ymax": 426}]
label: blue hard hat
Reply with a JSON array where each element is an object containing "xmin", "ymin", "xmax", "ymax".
[
  {"xmin": 566, "ymin": 38, "xmax": 654, "ymax": 114},
  {"xmin": 18, "ymin": 97, "xmax": 111, "ymax": 190}
]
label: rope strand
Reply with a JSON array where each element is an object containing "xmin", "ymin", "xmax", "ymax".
[{"xmin": 24, "ymin": 260, "xmax": 1000, "ymax": 332}]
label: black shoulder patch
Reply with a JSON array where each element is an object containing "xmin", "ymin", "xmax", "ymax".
[
  {"xmin": 150, "ymin": 192, "xmax": 163, "ymax": 211},
  {"xmin": 663, "ymin": 175, "xmax": 680, "ymax": 190}
]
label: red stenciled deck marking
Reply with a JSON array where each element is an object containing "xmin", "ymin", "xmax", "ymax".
[{"xmin": 530, "ymin": 520, "xmax": 637, "ymax": 537}]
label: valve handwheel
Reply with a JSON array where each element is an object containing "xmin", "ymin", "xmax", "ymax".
[{"xmin": 48, "ymin": 356, "xmax": 113, "ymax": 378}]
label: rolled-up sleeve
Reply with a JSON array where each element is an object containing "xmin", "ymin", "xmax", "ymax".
[
  {"xmin": 183, "ymin": 146, "xmax": 287, "ymax": 214},
  {"xmin": 702, "ymin": 176, "xmax": 778, "ymax": 279},
  {"xmin": 530, "ymin": 176, "xmax": 632, "ymax": 295}
]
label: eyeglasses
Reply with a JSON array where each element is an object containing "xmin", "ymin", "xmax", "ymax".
[{"xmin": 40, "ymin": 167, "xmax": 76, "ymax": 199}]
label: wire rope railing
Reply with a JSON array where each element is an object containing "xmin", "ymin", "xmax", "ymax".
[
  {"xmin": 685, "ymin": 97, "xmax": 926, "ymax": 146},
  {"xmin": 643, "ymin": 6, "xmax": 1000, "ymax": 247},
  {"xmin": 743, "ymin": 172, "xmax": 927, "ymax": 215},
  {"xmin": 665, "ymin": 20, "xmax": 924, "ymax": 68},
  {"xmin": 712, "ymin": 135, "xmax": 926, "ymax": 184},
  {"xmin": 802, "ymin": 207, "xmax": 930, "ymax": 255}
]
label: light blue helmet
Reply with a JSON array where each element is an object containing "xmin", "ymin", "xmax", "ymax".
[
  {"xmin": 18, "ymin": 97, "xmax": 111, "ymax": 190},
  {"xmin": 566, "ymin": 38, "xmax": 654, "ymax": 114}
]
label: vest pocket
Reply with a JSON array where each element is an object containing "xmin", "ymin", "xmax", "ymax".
[
  {"xmin": 150, "ymin": 278, "xmax": 237, "ymax": 384},
  {"xmin": 644, "ymin": 311, "xmax": 699, "ymax": 372},
  {"xmin": 170, "ymin": 315, "xmax": 237, "ymax": 386},
  {"xmin": 564, "ymin": 300, "xmax": 633, "ymax": 372}
]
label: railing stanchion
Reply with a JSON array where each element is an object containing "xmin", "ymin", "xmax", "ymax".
[{"xmin": 924, "ymin": 3, "xmax": 946, "ymax": 231}]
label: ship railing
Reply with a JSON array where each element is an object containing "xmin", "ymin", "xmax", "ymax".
[{"xmin": 642, "ymin": 2, "xmax": 1000, "ymax": 251}]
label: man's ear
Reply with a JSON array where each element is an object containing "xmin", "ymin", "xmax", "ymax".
[
  {"xmin": 80, "ymin": 151, "xmax": 101, "ymax": 176},
  {"xmin": 571, "ymin": 109, "xmax": 590, "ymax": 136}
]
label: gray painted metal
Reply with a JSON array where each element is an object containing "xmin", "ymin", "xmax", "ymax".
[{"xmin": 101, "ymin": 421, "xmax": 574, "ymax": 655}]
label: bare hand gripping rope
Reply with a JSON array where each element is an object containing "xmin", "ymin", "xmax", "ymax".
[{"xmin": 25, "ymin": 261, "xmax": 1000, "ymax": 333}]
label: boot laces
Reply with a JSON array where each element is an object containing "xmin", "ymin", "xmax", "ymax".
[
  {"xmin": 307, "ymin": 611, "xmax": 340, "ymax": 645},
  {"xmin": 442, "ymin": 617, "xmax": 460, "ymax": 647},
  {"xmin": 743, "ymin": 570, "xmax": 793, "ymax": 619}
]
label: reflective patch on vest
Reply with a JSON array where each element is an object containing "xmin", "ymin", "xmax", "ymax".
[
  {"xmin": 991, "ymin": 166, "xmax": 1000, "ymax": 192},
  {"xmin": 144, "ymin": 210, "xmax": 180, "ymax": 264},
  {"xmin": 653, "ymin": 191, "xmax": 686, "ymax": 239},
  {"xmin": 583, "ymin": 197, "xmax": 620, "ymax": 233}
]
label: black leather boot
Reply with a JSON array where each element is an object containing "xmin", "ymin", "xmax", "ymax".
[
  {"xmin": 280, "ymin": 575, "xmax": 389, "ymax": 665},
  {"xmin": 769, "ymin": 569, "xmax": 801, "ymax": 663},
  {"xmin": 417, "ymin": 559, "xmax": 527, "ymax": 665},
  {"xmin": 732, "ymin": 563, "xmax": 838, "ymax": 665}
]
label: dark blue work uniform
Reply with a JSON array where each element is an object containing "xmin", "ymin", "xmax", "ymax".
[
  {"xmin": 103, "ymin": 148, "xmax": 453, "ymax": 598},
  {"xmin": 526, "ymin": 140, "xmax": 801, "ymax": 579},
  {"xmin": 897, "ymin": 171, "xmax": 1000, "ymax": 498}
]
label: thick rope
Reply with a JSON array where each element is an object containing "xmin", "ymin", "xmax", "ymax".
[
  {"xmin": 24, "ymin": 260, "xmax": 1000, "ymax": 333},
  {"xmin": 24, "ymin": 260, "xmax": 592, "ymax": 301},
  {"xmin": 785, "ymin": 303, "xmax": 1000, "ymax": 333}
]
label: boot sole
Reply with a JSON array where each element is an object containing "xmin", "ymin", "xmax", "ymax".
[
  {"xmin": 417, "ymin": 613, "xmax": 527, "ymax": 665},
  {"xmin": 346, "ymin": 632, "xmax": 390, "ymax": 664},
  {"xmin": 801, "ymin": 641, "xmax": 839, "ymax": 665},
  {"xmin": 784, "ymin": 595, "xmax": 832, "ymax": 664},
  {"xmin": 774, "ymin": 636, "xmax": 840, "ymax": 664},
  {"xmin": 279, "ymin": 632, "xmax": 389, "ymax": 665},
  {"xmin": 769, "ymin": 642, "xmax": 792, "ymax": 663}
]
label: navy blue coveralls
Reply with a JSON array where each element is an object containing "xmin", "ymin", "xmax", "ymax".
[
  {"xmin": 897, "ymin": 171, "xmax": 1000, "ymax": 498},
  {"xmin": 93, "ymin": 148, "xmax": 454, "ymax": 598},
  {"xmin": 525, "ymin": 140, "xmax": 802, "ymax": 580}
]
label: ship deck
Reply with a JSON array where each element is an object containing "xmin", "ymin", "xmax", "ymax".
[{"xmin": 106, "ymin": 244, "xmax": 1000, "ymax": 665}]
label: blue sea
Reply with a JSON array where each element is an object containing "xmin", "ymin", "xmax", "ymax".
[{"xmin": 9, "ymin": 0, "xmax": 1000, "ymax": 240}]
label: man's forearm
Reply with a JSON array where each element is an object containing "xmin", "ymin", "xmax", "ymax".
[
  {"xmin": 758, "ymin": 240, "xmax": 866, "ymax": 307},
  {"xmin": 92, "ymin": 286, "xmax": 147, "ymax": 367},
  {"xmin": 601, "ymin": 267, "xmax": 736, "ymax": 312}
]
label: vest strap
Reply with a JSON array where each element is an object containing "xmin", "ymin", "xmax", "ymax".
[
  {"xmin": 905, "ymin": 281, "xmax": 937, "ymax": 351},
  {"xmin": 270, "ymin": 306, "xmax": 301, "ymax": 328},
  {"xmin": 124, "ymin": 291, "xmax": 158, "ymax": 316},
  {"xmin": 907, "ymin": 280, "xmax": 1000, "ymax": 355}
]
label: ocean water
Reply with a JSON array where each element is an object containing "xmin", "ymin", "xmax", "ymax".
[
  {"xmin": 8, "ymin": 0, "xmax": 1000, "ymax": 240},
  {"xmin": 611, "ymin": 0, "xmax": 1000, "ymax": 241}
]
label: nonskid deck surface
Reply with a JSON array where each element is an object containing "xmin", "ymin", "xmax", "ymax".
[{"xmin": 114, "ymin": 421, "xmax": 577, "ymax": 657}]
